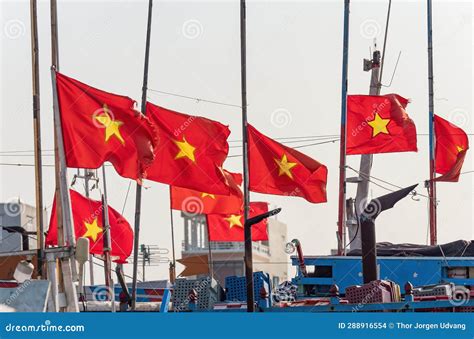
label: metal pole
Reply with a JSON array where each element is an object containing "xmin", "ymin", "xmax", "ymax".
[
  {"xmin": 50, "ymin": 0, "xmax": 63, "ymax": 248},
  {"xmin": 427, "ymin": 0, "xmax": 437, "ymax": 245},
  {"xmin": 239, "ymin": 0, "xmax": 254, "ymax": 312},
  {"xmin": 84, "ymin": 170, "xmax": 95, "ymax": 285},
  {"xmin": 132, "ymin": 0, "xmax": 153, "ymax": 310},
  {"xmin": 168, "ymin": 188, "xmax": 176, "ymax": 283},
  {"xmin": 50, "ymin": 0, "xmax": 79, "ymax": 311},
  {"xmin": 30, "ymin": 0, "xmax": 45, "ymax": 278},
  {"xmin": 337, "ymin": 0, "xmax": 350, "ymax": 255},
  {"xmin": 206, "ymin": 224, "xmax": 214, "ymax": 279},
  {"xmin": 51, "ymin": 68, "xmax": 79, "ymax": 313},
  {"xmin": 142, "ymin": 246, "xmax": 146, "ymax": 282},
  {"xmin": 50, "ymin": 0, "xmax": 65, "ymax": 313},
  {"xmin": 101, "ymin": 166, "xmax": 112, "ymax": 299}
]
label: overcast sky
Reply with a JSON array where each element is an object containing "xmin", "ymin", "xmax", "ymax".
[{"xmin": 1, "ymin": 0, "xmax": 472, "ymax": 284}]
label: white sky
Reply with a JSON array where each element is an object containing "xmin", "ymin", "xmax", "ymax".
[{"xmin": 1, "ymin": 0, "xmax": 472, "ymax": 284}]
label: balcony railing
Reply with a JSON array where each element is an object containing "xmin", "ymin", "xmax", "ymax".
[{"xmin": 182, "ymin": 241, "xmax": 270, "ymax": 256}]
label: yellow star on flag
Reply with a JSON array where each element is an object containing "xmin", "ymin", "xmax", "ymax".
[
  {"xmin": 94, "ymin": 104, "xmax": 125, "ymax": 145},
  {"xmin": 274, "ymin": 154, "xmax": 298, "ymax": 179},
  {"xmin": 456, "ymin": 145, "xmax": 464, "ymax": 153},
  {"xmin": 225, "ymin": 214, "xmax": 243, "ymax": 229},
  {"xmin": 82, "ymin": 218, "xmax": 103, "ymax": 242},
  {"xmin": 201, "ymin": 193, "xmax": 216, "ymax": 199},
  {"xmin": 367, "ymin": 113, "xmax": 391, "ymax": 137},
  {"xmin": 174, "ymin": 137, "xmax": 196, "ymax": 163}
]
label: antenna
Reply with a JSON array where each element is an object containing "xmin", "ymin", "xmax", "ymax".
[{"xmin": 379, "ymin": 0, "xmax": 392, "ymax": 85}]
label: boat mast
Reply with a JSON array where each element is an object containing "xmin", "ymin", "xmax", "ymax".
[
  {"xmin": 29, "ymin": 0, "xmax": 45, "ymax": 278},
  {"xmin": 101, "ymin": 166, "xmax": 115, "ymax": 311},
  {"xmin": 348, "ymin": 0, "xmax": 391, "ymax": 251},
  {"xmin": 239, "ymin": 0, "xmax": 255, "ymax": 313},
  {"xmin": 168, "ymin": 189, "xmax": 176, "ymax": 283},
  {"xmin": 131, "ymin": 0, "xmax": 153, "ymax": 310},
  {"xmin": 337, "ymin": 0, "xmax": 350, "ymax": 255},
  {"xmin": 427, "ymin": 0, "xmax": 437, "ymax": 245},
  {"xmin": 50, "ymin": 0, "xmax": 79, "ymax": 312}
]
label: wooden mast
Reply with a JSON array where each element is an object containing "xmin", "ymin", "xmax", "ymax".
[{"xmin": 29, "ymin": 0, "xmax": 45, "ymax": 278}]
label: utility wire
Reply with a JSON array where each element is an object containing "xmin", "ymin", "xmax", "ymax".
[
  {"xmin": 147, "ymin": 89, "xmax": 241, "ymax": 108},
  {"xmin": 346, "ymin": 165, "xmax": 430, "ymax": 198}
]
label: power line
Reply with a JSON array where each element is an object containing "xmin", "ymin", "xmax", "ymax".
[
  {"xmin": 227, "ymin": 138, "xmax": 339, "ymax": 158},
  {"xmin": 346, "ymin": 165, "xmax": 430, "ymax": 198},
  {"xmin": 147, "ymin": 89, "xmax": 241, "ymax": 108}
]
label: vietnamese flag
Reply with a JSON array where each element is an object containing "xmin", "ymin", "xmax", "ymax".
[
  {"xmin": 146, "ymin": 102, "xmax": 232, "ymax": 195},
  {"xmin": 55, "ymin": 72, "xmax": 157, "ymax": 182},
  {"xmin": 248, "ymin": 124, "xmax": 327, "ymax": 203},
  {"xmin": 45, "ymin": 189, "xmax": 133, "ymax": 263},
  {"xmin": 434, "ymin": 115, "xmax": 469, "ymax": 182},
  {"xmin": 206, "ymin": 202, "xmax": 269, "ymax": 242},
  {"xmin": 171, "ymin": 171, "xmax": 243, "ymax": 215},
  {"xmin": 346, "ymin": 94, "xmax": 417, "ymax": 155}
]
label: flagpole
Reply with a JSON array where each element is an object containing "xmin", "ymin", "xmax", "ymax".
[
  {"xmin": 50, "ymin": 0, "xmax": 79, "ymax": 312},
  {"xmin": 337, "ymin": 0, "xmax": 350, "ymax": 256},
  {"xmin": 30, "ymin": 0, "xmax": 45, "ymax": 278},
  {"xmin": 427, "ymin": 0, "xmax": 437, "ymax": 245},
  {"xmin": 101, "ymin": 165, "xmax": 114, "ymax": 311},
  {"xmin": 50, "ymin": 0, "xmax": 63, "ymax": 248},
  {"xmin": 168, "ymin": 188, "xmax": 176, "ymax": 283},
  {"xmin": 239, "ymin": 0, "xmax": 254, "ymax": 312},
  {"xmin": 131, "ymin": 0, "xmax": 153, "ymax": 310}
]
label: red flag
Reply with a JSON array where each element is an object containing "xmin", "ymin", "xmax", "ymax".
[
  {"xmin": 347, "ymin": 94, "xmax": 417, "ymax": 155},
  {"xmin": 171, "ymin": 171, "xmax": 243, "ymax": 215},
  {"xmin": 45, "ymin": 190, "xmax": 133, "ymax": 263},
  {"xmin": 434, "ymin": 115, "xmax": 469, "ymax": 182},
  {"xmin": 146, "ymin": 102, "xmax": 232, "ymax": 194},
  {"xmin": 248, "ymin": 124, "xmax": 327, "ymax": 203},
  {"xmin": 55, "ymin": 72, "xmax": 157, "ymax": 182},
  {"xmin": 206, "ymin": 202, "xmax": 269, "ymax": 242}
]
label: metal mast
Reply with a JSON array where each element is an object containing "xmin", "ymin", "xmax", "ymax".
[
  {"xmin": 427, "ymin": 0, "xmax": 437, "ymax": 245},
  {"xmin": 239, "ymin": 0, "xmax": 254, "ymax": 312},
  {"xmin": 131, "ymin": 0, "xmax": 153, "ymax": 310},
  {"xmin": 337, "ymin": 0, "xmax": 351, "ymax": 255}
]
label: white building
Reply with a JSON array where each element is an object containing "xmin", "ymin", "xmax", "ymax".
[
  {"xmin": 181, "ymin": 213, "xmax": 289, "ymax": 287},
  {"xmin": 0, "ymin": 200, "xmax": 42, "ymax": 252}
]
